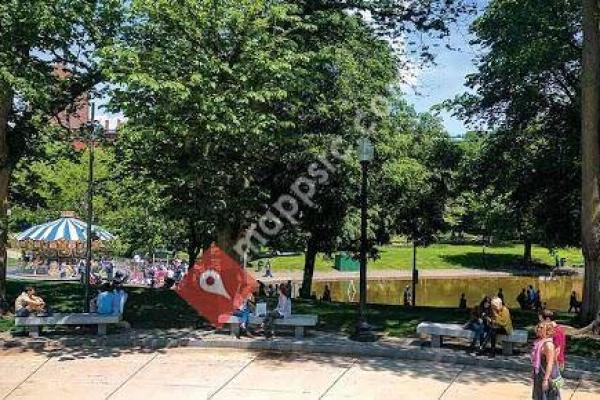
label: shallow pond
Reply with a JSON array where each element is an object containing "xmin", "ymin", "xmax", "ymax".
[{"xmin": 312, "ymin": 276, "xmax": 583, "ymax": 311}]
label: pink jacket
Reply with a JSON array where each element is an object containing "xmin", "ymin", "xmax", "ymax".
[{"xmin": 553, "ymin": 324, "xmax": 566, "ymax": 367}]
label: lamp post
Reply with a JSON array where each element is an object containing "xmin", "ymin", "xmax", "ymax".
[
  {"xmin": 354, "ymin": 136, "xmax": 376, "ymax": 342},
  {"xmin": 83, "ymin": 103, "xmax": 102, "ymax": 312}
]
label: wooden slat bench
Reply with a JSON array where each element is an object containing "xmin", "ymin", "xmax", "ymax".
[
  {"xmin": 416, "ymin": 322, "xmax": 528, "ymax": 356},
  {"xmin": 15, "ymin": 313, "xmax": 122, "ymax": 337},
  {"xmin": 218, "ymin": 314, "xmax": 318, "ymax": 339}
]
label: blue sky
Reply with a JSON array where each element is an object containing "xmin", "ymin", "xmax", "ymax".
[{"xmin": 403, "ymin": 8, "xmax": 484, "ymax": 138}]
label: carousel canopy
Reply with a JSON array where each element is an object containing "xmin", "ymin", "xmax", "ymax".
[{"xmin": 16, "ymin": 216, "xmax": 114, "ymax": 242}]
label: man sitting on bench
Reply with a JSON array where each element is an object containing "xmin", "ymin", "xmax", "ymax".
[
  {"xmin": 15, "ymin": 286, "xmax": 47, "ymax": 317},
  {"xmin": 261, "ymin": 285, "xmax": 291, "ymax": 338}
]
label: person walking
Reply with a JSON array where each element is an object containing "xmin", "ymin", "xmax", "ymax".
[
  {"xmin": 497, "ymin": 288, "xmax": 504, "ymax": 305},
  {"xmin": 531, "ymin": 321, "xmax": 563, "ymax": 399}
]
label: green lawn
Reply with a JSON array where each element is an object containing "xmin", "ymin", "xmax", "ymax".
[
  {"xmin": 259, "ymin": 244, "xmax": 583, "ymax": 272},
  {"xmin": 2, "ymin": 280, "xmax": 598, "ymax": 357}
]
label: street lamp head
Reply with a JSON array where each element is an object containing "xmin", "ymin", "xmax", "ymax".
[{"xmin": 358, "ymin": 136, "xmax": 374, "ymax": 163}]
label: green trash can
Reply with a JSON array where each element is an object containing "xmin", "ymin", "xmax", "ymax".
[{"xmin": 334, "ymin": 253, "xmax": 360, "ymax": 271}]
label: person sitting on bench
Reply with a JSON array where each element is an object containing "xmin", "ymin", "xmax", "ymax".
[
  {"xmin": 481, "ymin": 296, "xmax": 513, "ymax": 357},
  {"xmin": 15, "ymin": 286, "xmax": 47, "ymax": 317},
  {"xmin": 112, "ymin": 282, "xmax": 128, "ymax": 316},
  {"xmin": 96, "ymin": 283, "xmax": 114, "ymax": 315},
  {"xmin": 232, "ymin": 293, "xmax": 256, "ymax": 338},
  {"xmin": 464, "ymin": 296, "xmax": 491, "ymax": 354},
  {"xmin": 261, "ymin": 285, "xmax": 291, "ymax": 338}
]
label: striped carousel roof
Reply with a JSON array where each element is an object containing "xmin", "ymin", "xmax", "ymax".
[{"xmin": 16, "ymin": 217, "xmax": 114, "ymax": 242}]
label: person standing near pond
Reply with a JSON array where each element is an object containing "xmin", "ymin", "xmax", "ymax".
[
  {"xmin": 535, "ymin": 289, "xmax": 543, "ymax": 311},
  {"xmin": 403, "ymin": 286, "xmax": 412, "ymax": 306},
  {"xmin": 517, "ymin": 288, "xmax": 528, "ymax": 310},
  {"xmin": 568, "ymin": 291, "xmax": 581, "ymax": 313},
  {"xmin": 528, "ymin": 285, "xmax": 536, "ymax": 309},
  {"xmin": 321, "ymin": 285, "xmax": 332, "ymax": 302},
  {"xmin": 532, "ymin": 321, "xmax": 563, "ymax": 400},
  {"xmin": 459, "ymin": 293, "xmax": 467, "ymax": 309}
]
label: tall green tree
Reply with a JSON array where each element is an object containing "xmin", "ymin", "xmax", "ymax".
[
  {"xmin": 449, "ymin": 0, "xmax": 581, "ymax": 265},
  {"xmin": 581, "ymin": 0, "xmax": 600, "ymax": 321},
  {"xmin": 376, "ymin": 97, "xmax": 459, "ymax": 247},
  {"xmin": 260, "ymin": 7, "xmax": 397, "ymax": 298},
  {"xmin": 0, "ymin": 0, "xmax": 122, "ymax": 296},
  {"xmin": 103, "ymin": 0, "xmax": 312, "ymax": 262}
]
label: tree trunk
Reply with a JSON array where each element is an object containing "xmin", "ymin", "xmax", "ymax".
[
  {"xmin": 187, "ymin": 245, "xmax": 200, "ymax": 267},
  {"xmin": 300, "ymin": 237, "xmax": 317, "ymax": 299},
  {"xmin": 523, "ymin": 236, "xmax": 532, "ymax": 268},
  {"xmin": 0, "ymin": 81, "xmax": 12, "ymax": 298},
  {"xmin": 581, "ymin": 0, "xmax": 600, "ymax": 320},
  {"xmin": 216, "ymin": 222, "xmax": 239, "ymax": 260}
]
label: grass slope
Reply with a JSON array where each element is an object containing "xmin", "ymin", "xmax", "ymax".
[{"xmin": 262, "ymin": 244, "xmax": 583, "ymax": 271}]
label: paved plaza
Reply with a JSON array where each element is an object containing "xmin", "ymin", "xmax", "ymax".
[{"xmin": 1, "ymin": 347, "xmax": 598, "ymax": 400}]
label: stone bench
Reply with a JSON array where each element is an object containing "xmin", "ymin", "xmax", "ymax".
[
  {"xmin": 416, "ymin": 322, "xmax": 528, "ymax": 356},
  {"xmin": 218, "ymin": 314, "xmax": 318, "ymax": 339},
  {"xmin": 14, "ymin": 313, "xmax": 122, "ymax": 337}
]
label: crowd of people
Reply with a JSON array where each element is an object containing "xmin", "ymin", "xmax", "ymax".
[
  {"xmin": 455, "ymin": 286, "xmax": 580, "ymax": 316},
  {"xmin": 516, "ymin": 285, "xmax": 544, "ymax": 310},
  {"xmin": 15, "ymin": 253, "xmax": 190, "ymax": 289}
]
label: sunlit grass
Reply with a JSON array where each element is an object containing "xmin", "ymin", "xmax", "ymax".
[{"xmin": 258, "ymin": 244, "xmax": 583, "ymax": 272}]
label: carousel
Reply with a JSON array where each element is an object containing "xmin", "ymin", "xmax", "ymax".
[{"xmin": 14, "ymin": 211, "xmax": 114, "ymax": 276}]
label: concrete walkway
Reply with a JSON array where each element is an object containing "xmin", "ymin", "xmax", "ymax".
[{"xmin": 1, "ymin": 348, "xmax": 598, "ymax": 400}]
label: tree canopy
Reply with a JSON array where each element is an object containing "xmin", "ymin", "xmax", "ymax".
[
  {"xmin": 0, "ymin": 0, "xmax": 123, "ymax": 296},
  {"xmin": 448, "ymin": 0, "xmax": 581, "ymax": 263}
]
